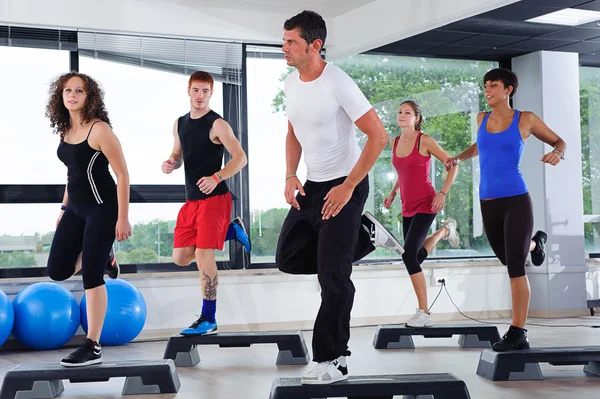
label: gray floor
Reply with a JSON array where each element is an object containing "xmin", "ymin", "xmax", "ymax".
[{"xmin": 1, "ymin": 318, "xmax": 599, "ymax": 398}]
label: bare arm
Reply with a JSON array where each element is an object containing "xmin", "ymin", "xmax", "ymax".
[
  {"xmin": 524, "ymin": 111, "xmax": 566, "ymax": 165},
  {"xmin": 56, "ymin": 181, "xmax": 69, "ymax": 228},
  {"xmin": 446, "ymin": 112, "xmax": 485, "ymax": 169},
  {"xmin": 283, "ymin": 121, "xmax": 305, "ymax": 210},
  {"xmin": 211, "ymin": 119, "xmax": 247, "ymax": 179},
  {"xmin": 424, "ymin": 135, "xmax": 459, "ymax": 194},
  {"xmin": 345, "ymin": 108, "xmax": 389, "ymax": 188},
  {"xmin": 170, "ymin": 119, "xmax": 183, "ymax": 168},
  {"xmin": 61, "ymin": 182, "xmax": 69, "ymax": 207},
  {"xmin": 391, "ymin": 179, "xmax": 400, "ymax": 195},
  {"xmin": 384, "ymin": 138, "xmax": 399, "ymax": 208},
  {"xmin": 93, "ymin": 123, "xmax": 130, "ymax": 230},
  {"xmin": 286, "ymin": 120, "xmax": 302, "ymax": 177},
  {"xmin": 455, "ymin": 143, "xmax": 479, "ymax": 163}
]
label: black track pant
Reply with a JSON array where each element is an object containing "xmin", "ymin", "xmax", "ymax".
[{"xmin": 276, "ymin": 176, "xmax": 374, "ymax": 362}]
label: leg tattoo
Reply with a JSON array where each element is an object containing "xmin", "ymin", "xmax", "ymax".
[{"xmin": 202, "ymin": 269, "xmax": 218, "ymax": 300}]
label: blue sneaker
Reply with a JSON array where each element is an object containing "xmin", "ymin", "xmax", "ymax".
[
  {"xmin": 180, "ymin": 315, "xmax": 217, "ymax": 336},
  {"xmin": 232, "ymin": 217, "xmax": 251, "ymax": 252}
]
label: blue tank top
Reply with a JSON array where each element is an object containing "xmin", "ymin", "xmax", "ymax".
[{"xmin": 476, "ymin": 110, "xmax": 528, "ymax": 200}]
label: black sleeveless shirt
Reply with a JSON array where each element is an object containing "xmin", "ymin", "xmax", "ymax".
[
  {"xmin": 57, "ymin": 121, "xmax": 117, "ymax": 205},
  {"xmin": 177, "ymin": 110, "xmax": 229, "ymax": 200}
]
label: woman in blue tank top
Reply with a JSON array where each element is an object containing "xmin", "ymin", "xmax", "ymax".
[{"xmin": 445, "ymin": 68, "xmax": 566, "ymax": 352}]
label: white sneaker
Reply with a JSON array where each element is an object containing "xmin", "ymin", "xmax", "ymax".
[
  {"xmin": 301, "ymin": 356, "xmax": 348, "ymax": 385},
  {"xmin": 442, "ymin": 217, "xmax": 460, "ymax": 248},
  {"xmin": 363, "ymin": 211, "xmax": 404, "ymax": 255},
  {"xmin": 405, "ymin": 308, "xmax": 433, "ymax": 327}
]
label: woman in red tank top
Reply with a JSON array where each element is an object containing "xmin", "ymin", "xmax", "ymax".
[{"xmin": 383, "ymin": 101, "xmax": 459, "ymax": 327}]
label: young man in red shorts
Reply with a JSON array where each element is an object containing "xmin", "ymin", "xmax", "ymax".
[{"xmin": 161, "ymin": 71, "xmax": 248, "ymax": 335}]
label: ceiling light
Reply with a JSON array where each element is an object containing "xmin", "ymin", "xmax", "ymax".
[{"xmin": 526, "ymin": 8, "xmax": 600, "ymax": 26}]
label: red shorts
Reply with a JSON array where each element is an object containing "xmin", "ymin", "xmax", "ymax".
[{"xmin": 174, "ymin": 192, "xmax": 232, "ymax": 250}]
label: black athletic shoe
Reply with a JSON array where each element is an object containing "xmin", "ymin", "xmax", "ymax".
[
  {"xmin": 106, "ymin": 246, "xmax": 120, "ymax": 279},
  {"xmin": 61, "ymin": 338, "xmax": 102, "ymax": 367},
  {"xmin": 492, "ymin": 325, "xmax": 530, "ymax": 352},
  {"xmin": 531, "ymin": 230, "xmax": 547, "ymax": 266}
]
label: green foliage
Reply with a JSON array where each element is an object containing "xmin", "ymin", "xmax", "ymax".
[
  {"xmin": 118, "ymin": 220, "xmax": 173, "ymax": 257},
  {"xmin": 250, "ymin": 208, "xmax": 289, "ymax": 259},
  {"xmin": 0, "ymin": 251, "xmax": 37, "ymax": 267},
  {"xmin": 124, "ymin": 248, "xmax": 159, "ymax": 264},
  {"xmin": 270, "ymin": 55, "xmax": 498, "ymax": 254},
  {"xmin": 580, "ymin": 67, "xmax": 600, "ymax": 251}
]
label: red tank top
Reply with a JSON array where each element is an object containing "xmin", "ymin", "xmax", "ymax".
[{"xmin": 391, "ymin": 132, "xmax": 437, "ymax": 217}]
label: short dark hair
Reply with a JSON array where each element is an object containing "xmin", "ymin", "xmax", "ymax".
[
  {"xmin": 483, "ymin": 68, "xmax": 519, "ymax": 98},
  {"xmin": 284, "ymin": 10, "xmax": 327, "ymax": 47}
]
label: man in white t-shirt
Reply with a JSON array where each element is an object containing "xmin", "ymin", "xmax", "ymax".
[{"xmin": 276, "ymin": 10, "xmax": 405, "ymax": 385}]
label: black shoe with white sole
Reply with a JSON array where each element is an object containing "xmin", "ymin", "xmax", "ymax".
[{"xmin": 60, "ymin": 338, "xmax": 102, "ymax": 367}]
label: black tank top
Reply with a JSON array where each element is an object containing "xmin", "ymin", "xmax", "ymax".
[
  {"xmin": 57, "ymin": 121, "xmax": 117, "ymax": 205},
  {"xmin": 177, "ymin": 110, "xmax": 229, "ymax": 200}
]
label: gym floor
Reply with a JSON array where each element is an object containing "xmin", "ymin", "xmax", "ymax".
[{"xmin": 0, "ymin": 318, "xmax": 598, "ymax": 398}]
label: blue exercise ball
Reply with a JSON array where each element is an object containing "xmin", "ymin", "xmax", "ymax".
[
  {"xmin": 81, "ymin": 279, "xmax": 146, "ymax": 346},
  {"xmin": 0, "ymin": 289, "xmax": 14, "ymax": 347},
  {"xmin": 12, "ymin": 282, "xmax": 79, "ymax": 350}
]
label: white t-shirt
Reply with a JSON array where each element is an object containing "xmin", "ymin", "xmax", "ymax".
[{"xmin": 284, "ymin": 63, "xmax": 372, "ymax": 182}]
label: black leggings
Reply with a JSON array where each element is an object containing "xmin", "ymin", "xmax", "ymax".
[
  {"xmin": 402, "ymin": 213, "xmax": 437, "ymax": 275},
  {"xmin": 480, "ymin": 193, "xmax": 533, "ymax": 278},
  {"xmin": 47, "ymin": 202, "xmax": 117, "ymax": 289}
]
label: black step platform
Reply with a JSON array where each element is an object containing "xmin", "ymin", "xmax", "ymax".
[
  {"xmin": 0, "ymin": 359, "xmax": 180, "ymax": 399},
  {"xmin": 164, "ymin": 330, "xmax": 310, "ymax": 367},
  {"xmin": 269, "ymin": 373, "xmax": 471, "ymax": 399},
  {"xmin": 476, "ymin": 346, "xmax": 600, "ymax": 381},
  {"xmin": 373, "ymin": 324, "xmax": 500, "ymax": 349}
]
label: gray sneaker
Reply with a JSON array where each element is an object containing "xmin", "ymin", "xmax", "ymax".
[
  {"xmin": 442, "ymin": 217, "xmax": 460, "ymax": 248},
  {"xmin": 362, "ymin": 211, "xmax": 404, "ymax": 255}
]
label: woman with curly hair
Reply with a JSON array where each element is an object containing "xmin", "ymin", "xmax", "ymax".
[{"xmin": 45, "ymin": 72, "xmax": 131, "ymax": 367}]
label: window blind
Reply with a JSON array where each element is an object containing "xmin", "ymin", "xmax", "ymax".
[{"xmin": 78, "ymin": 31, "xmax": 242, "ymax": 85}]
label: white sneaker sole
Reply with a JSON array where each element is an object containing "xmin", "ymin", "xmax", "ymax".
[
  {"xmin": 405, "ymin": 320, "xmax": 433, "ymax": 328},
  {"xmin": 363, "ymin": 211, "xmax": 404, "ymax": 255},
  {"xmin": 61, "ymin": 358, "xmax": 102, "ymax": 367},
  {"xmin": 301, "ymin": 374, "xmax": 348, "ymax": 385}
]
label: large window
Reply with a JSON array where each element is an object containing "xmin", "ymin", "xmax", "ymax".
[
  {"xmin": 246, "ymin": 46, "xmax": 306, "ymax": 263},
  {"xmin": 79, "ymin": 57, "xmax": 223, "ymax": 185},
  {"xmin": 334, "ymin": 54, "xmax": 496, "ymax": 259},
  {"xmin": 0, "ymin": 46, "xmax": 70, "ymax": 184},
  {"xmin": 0, "ymin": 46, "xmax": 70, "ymax": 269},
  {"xmin": 79, "ymin": 57, "xmax": 228, "ymax": 263},
  {"xmin": 580, "ymin": 66, "xmax": 600, "ymax": 255},
  {"xmin": 247, "ymin": 51, "xmax": 496, "ymax": 263}
]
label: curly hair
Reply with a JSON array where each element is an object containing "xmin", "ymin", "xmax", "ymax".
[{"xmin": 46, "ymin": 72, "xmax": 111, "ymax": 140}]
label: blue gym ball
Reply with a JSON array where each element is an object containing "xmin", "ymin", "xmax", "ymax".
[
  {"xmin": 12, "ymin": 282, "xmax": 80, "ymax": 350},
  {"xmin": 81, "ymin": 279, "xmax": 147, "ymax": 346},
  {"xmin": 0, "ymin": 289, "xmax": 14, "ymax": 347}
]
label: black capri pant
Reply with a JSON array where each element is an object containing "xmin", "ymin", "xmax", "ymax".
[
  {"xmin": 480, "ymin": 193, "xmax": 533, "ymax": 278},
  {"xmin": 47, "ymin": 202, "xmax": 117, "ymax": 289},
  {"xmin": 402, "ymin": 213, "xmax": 437, "ymax": 275}
]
